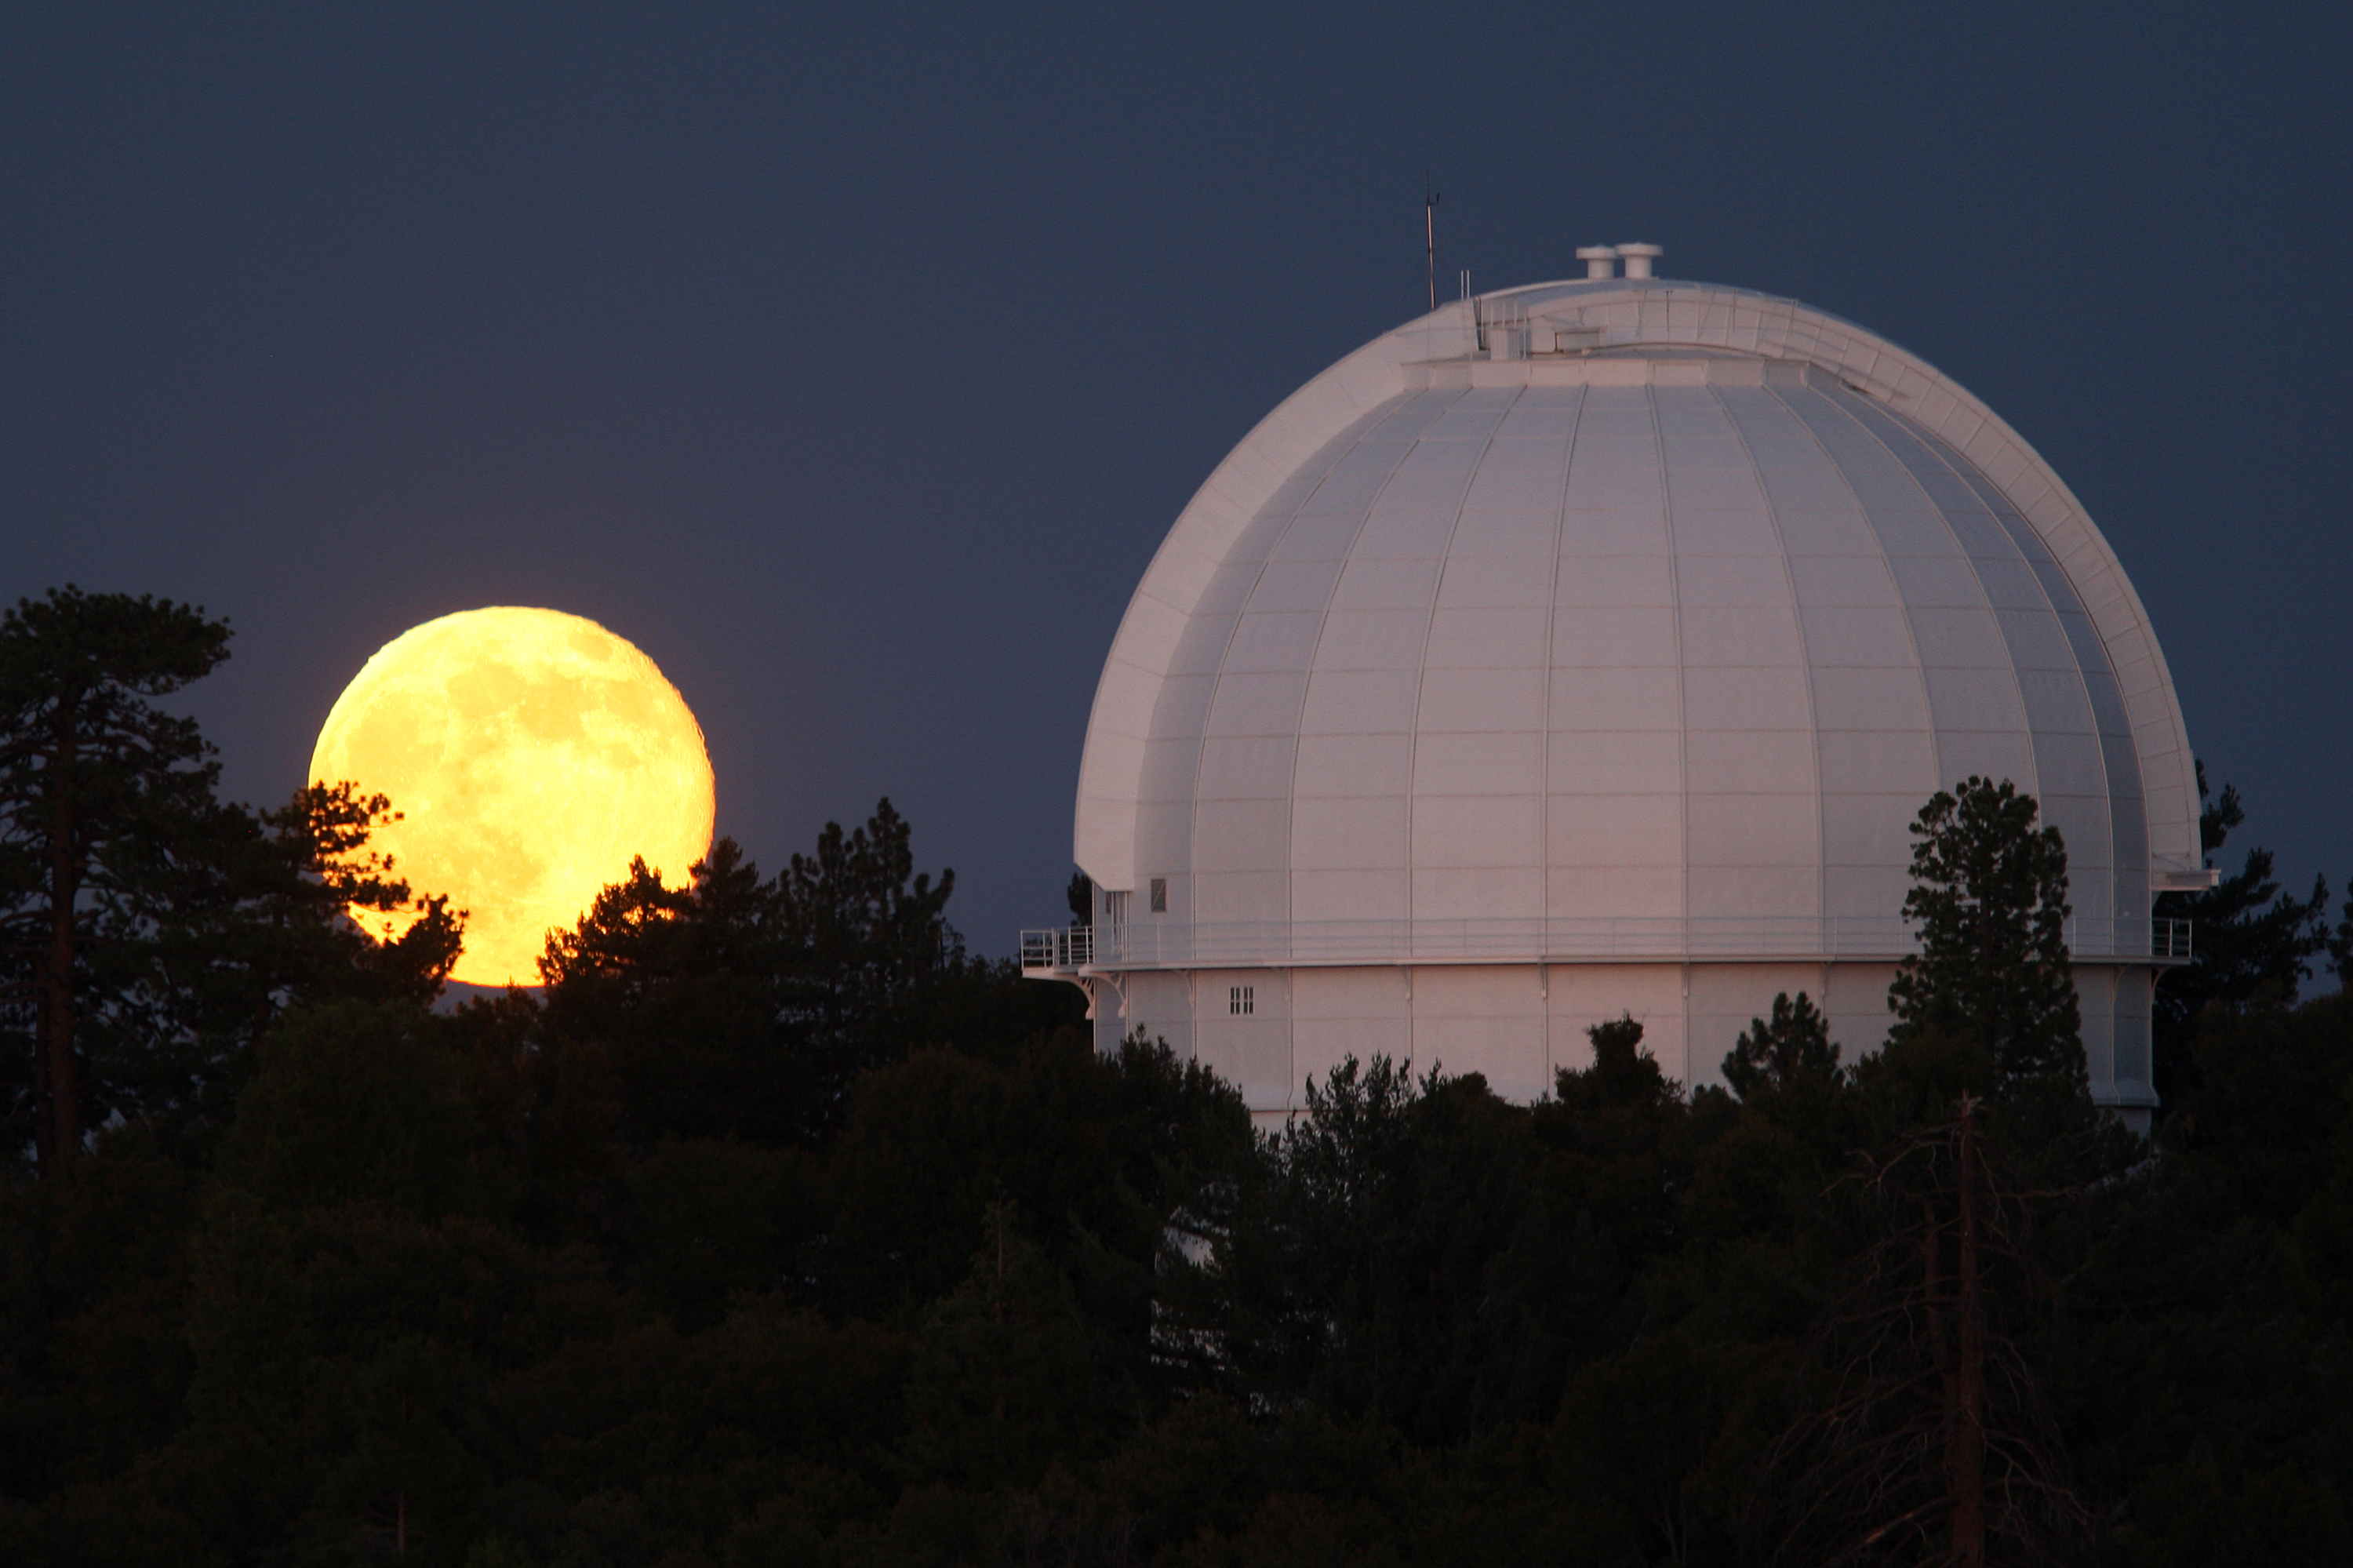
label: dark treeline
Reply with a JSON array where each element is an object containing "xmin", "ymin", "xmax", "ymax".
[{"xmin": 5, "ymin": 588, "xmax": 2353, "ymax": 1567}]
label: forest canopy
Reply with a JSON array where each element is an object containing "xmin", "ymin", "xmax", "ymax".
[{"xmin": 4, "ymin": 587, "xmax": 2352, "ymax": 1567}]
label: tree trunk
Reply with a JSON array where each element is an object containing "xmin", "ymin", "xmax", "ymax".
[
  {"xmin": 31, "ymin": 977, "xmax": 53, "ymax": 1168},
  {"xmin": 1948, "ymin": 1101, "xmax": 1988, "ymax": 1568},
  {"xmin": 40, "ymin": 710, "xmax": 79, "ymax": 1170}
]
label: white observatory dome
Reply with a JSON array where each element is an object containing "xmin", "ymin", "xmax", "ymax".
[{"xmin": 1033, "ymin": 262, "xmax": 2203, "ymax": 1127}]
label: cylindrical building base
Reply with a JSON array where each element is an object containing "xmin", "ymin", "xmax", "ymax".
[{"xmin": 1086, "ymin": 960, "xmax": 2158, "ymax": 1130}]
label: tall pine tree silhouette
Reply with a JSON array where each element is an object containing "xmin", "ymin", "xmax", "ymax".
[
  {"xmin": 1889, "ymin": 779, "xmax": 2084, "ymax": 1091},
  {"xmin": 0, "ymin": 588, "xmax": 231, "ymax": 1167},
  {"xmin": 0, "ymin": 588, "xmax": 460, "ymax": 1170}
]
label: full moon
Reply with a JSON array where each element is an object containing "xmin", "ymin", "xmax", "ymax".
[{"xmin": 310, "ymin": 606, "xmax": 716, "ymax": 986}]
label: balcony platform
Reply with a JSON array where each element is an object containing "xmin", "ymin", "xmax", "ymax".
[{"xmin": 1020, "ymin": 915, "xmax": 2191, "ymax": 976}]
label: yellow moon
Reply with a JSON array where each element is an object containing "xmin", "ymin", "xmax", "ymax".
[{"xmin": 310, "ymin": 606, "xmax": 715, "ymax": 986}]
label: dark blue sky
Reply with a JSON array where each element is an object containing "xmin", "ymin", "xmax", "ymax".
[{"xmin": 6, "ymin": 2, "xmax": 2347, "ymax": 957}]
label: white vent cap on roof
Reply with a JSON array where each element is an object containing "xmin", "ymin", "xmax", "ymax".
[
  {"xmin": 1616, "ymin": 242, "xmax": 1663, "ymax": 279},
  {"xmin": 1575, "ymin": 246, "xmax": 1619, "ymax": 279}
]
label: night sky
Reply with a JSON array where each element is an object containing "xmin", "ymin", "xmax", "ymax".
[{"xmin": 7, "ymin": 4, "xmax": 2348, "ymax": 960}]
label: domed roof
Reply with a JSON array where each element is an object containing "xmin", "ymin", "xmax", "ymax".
[{"xmin": 1075, "ymin": 276, "xmax": 2201, "ymax": 966}]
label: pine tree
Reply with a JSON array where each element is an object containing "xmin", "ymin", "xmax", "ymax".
[
  {"xmin": 536, "ymin": 837, "xmax": 800, "ymax": 1144},
  {"xmin": 2152, "ymin": 762, "xmax": 2330, "ymax": 1103},
  {"xmin": 0, "ymin": 588, "xmax": 232, "ymax": 1168},
  {"xmin": 1889, "ymin": 780, "xmax": 2084, "ymax": 1091},
  {"xmin": 0, "ymin": 588, "xmax": 459, "ymax": 1170},
  {"xmin": 1723, "ymin": 991, "xmax": 1842, "ymax": 1100},
  {"xmin": 245, "ymin": 782, "xmax": 464, "ymax": 1010},
  {"xmin": 531, "ymin": 802, "xmax": 975, "ymax": 1148},
  {"xmin": 772, "ymin": 798, "xmax": 961, "ymax": 1132},
  {"xmin": 1755, "ymin": 1098, "xmax": 2095, "ymax": 1567}
]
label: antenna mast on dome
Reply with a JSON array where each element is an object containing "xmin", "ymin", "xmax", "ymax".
[{"xmin": 1424, "ymin": 173, "xmax": 1440, "ymax": 313}]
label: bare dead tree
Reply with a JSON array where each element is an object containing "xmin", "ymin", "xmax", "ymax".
[{"xmin": 1751, "ymin": 1097, "xmax": 2097, "ymax": 1567}]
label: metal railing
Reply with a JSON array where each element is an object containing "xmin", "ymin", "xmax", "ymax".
[
  {"xmin": 1019, "ymin": 926, "xmax": 1094, "ymax": 970},
  {"xmin": 1021, "ymin": 915, "xmax": 2193, "ymax": 972},
  {"xmin": 2154, "ymin": 917, "xmax": 2193, "ymax": 961}
]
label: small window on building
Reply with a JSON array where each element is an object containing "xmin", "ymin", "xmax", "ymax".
[
  {"xmin": 1229, "ymin": 984, "xmax": 1254, "ymax": 1017},
  {"xmin": 1149, "ymin": 877, "xmax": 1168, "ymax": 913}
]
